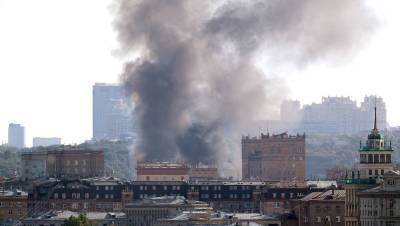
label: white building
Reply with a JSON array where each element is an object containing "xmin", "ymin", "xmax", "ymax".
[
  {"xmin": 32, "ymin": 137, "xmax": 61, "ymax": 147},
  {"xmin": 8, "ymin": 123, "xmax": 24, "ymax": 148}
]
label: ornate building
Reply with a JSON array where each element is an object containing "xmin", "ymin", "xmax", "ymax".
[
  {"xmin": 344, "ymin": 107, "xmax": 394, "ymax": 226},
  {"xmin": 358, "ymin": 171, "xmax": 400, "ymax": 226}
]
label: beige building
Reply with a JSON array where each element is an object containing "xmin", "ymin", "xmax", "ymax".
[
  {"xmin": 136, "ymin": 162, "xmax": 190, "ymax": 181},
  {"xmin": 0, "ymin": 190, "xmax": 28, "ymax": 224},
  {"xmin": 293, "ymin": 190, "xmax": 345, "ymax": 226},
  {"xmin": 242, "ymin": 132, "xmax": 305, "ymax": 184},
  {"xmin": 21, "ymin": 147, "xmax": 104, "ymax": 180},
  {"xmin": 358, "ymin": 170, "xmax": 400, "ymax": 226},
  {"xmin": 344, "ymin": 108, "xmax": 394, "ymax": 226}
]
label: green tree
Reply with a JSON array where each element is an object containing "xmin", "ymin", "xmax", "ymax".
[{"xmin": 64, "ymin": 214, "xmax": 94, "ymax": 226}]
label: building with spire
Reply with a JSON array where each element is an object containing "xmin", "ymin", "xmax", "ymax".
[{"xmin": 344, "ymin": 106, "xmax": 395, "ymax": 226}]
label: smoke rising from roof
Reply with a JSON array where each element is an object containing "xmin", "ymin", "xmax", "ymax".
[{"xmin": 114, "ymin": 0, "xmax": 376, "ymax": 177}]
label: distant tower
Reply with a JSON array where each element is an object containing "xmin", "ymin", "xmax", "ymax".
[
  {"xmin": 358, "ymin": 106, "xmax": 393, "ymax": 179},
  {"xmin": 8, "ymin": 123, "xmax": 25, "ymax": 149}
]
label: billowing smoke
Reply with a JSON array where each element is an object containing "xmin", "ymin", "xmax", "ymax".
[{"xmin": 114, "ymin": 0, "xmax": 376, "ymax": 177}]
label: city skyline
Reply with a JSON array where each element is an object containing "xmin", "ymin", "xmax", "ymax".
[{"xmin": 1, "ymin": 0, "xmax": 400, "ymax": 146}]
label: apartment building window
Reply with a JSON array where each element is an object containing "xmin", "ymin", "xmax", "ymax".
[
  {"xmin": 290, "ymin": 193, "xmax": 294, "ymax": 198},
  {"xmin": 229, "ymin": 186, "xmax": 237, "ymax": 190},
  {"xmin": 164, "ymin": 186, "xmax": 168, "ymax": 191},
  {"xmin": 72, "ymin": 203, "xmax": 78, "ymax": 209},
  {"xmin": 140, "ymin": 186, "xmax": 143, "ymax": 191},
  {"xmin": 84, "ymin": 202, "xmax": 89, "ymax": 209},
  {"xmin": 105, "ymin": 186, "xmax": 109, "ymax": 190},
  {"xmin": 281, "ymin": 193, "xmax": 285, "ymax": 198},
  {"xmin": 152, "ymin": 186, "xmax": 156, "ymax": 190},
  {"xmin": 75, "ymin": 160, "xmax": 78, "ymax": 166},
  {"xmin": 54, "ymin": 193, "xmax": 58, "ymax": 199},
  {"xmin": 201, "ymin": 186, "xmax": 209, "ymax": 191},
  {"xmin": 96, "ymin": 186, "xmax": 99, "ymax": 190},
  {"xmin": 85, "ymin": 193, "xmax": 89, "ymax": 199},
  {"xmin": 96, "ymin": 194, "xmax": 99, "ymax": 199},
  {"xmin": 274, "ymin": 202, "xmax": 280, "ymax": 208},
  {"xmin": 176, "ymin": 186, "xmax": 180, "ymax": 190},
  {"xmin": 105, "ymin": 194, "xmax": 109, "ymax": 199},
  {"xmin": 110, "ymin": 194, "xmax": 114, "ymax": 199},
  {"xmin": 325, "ymin": 216, "xmax": 331, "ymax": 222},
  {"xmin": 336, "ymin": 216, "xmax": 341, "ymax": 222},
  {"xmin": 316, "ymin": 217, "xmax": 321, "ymax": 223},
  {"xmin": 62, "ymin": 193, "xmax": 66, "ymax": 199},
  {"xmin": 272, "ymin": 193, "xmax": 277, "ymax": 198}
]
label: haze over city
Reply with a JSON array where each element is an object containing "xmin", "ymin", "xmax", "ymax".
[{"xmin": 0, "ymin": 0, "xmax": 400, "ymax": 146}]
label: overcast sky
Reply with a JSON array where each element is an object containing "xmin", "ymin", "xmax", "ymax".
[{"xmin": 0, "ymin": 0, "xmax": 399, "ymax": 146}]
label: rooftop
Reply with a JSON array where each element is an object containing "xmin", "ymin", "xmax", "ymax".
[
  {"xmin": 25, "ymin": 211, "xmax": 125, "ymax": 221},
  {"xmin": 301, "ymin": 190, "xmax": 345, "ymax": 201},
  {"xmin": 126, "ymin": 196, "xmax": 207, "ymax": 207}
]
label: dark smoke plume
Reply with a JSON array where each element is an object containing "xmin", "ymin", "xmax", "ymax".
[{"xmin": 114, "ymin": 0, "xmax": 376, "ymax": 177}]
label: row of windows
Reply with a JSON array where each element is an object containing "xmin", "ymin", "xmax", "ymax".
[
  {"xmin": 66, "ymin": 160, "xmax": 87, "ymax": 166},
  {"xmin": 200, "ymin": 193, "xmax": 251, "ymax": 199},
  {"xmin": 199, "ymin": 185, "xmax": 251, "ymax": 191},
  {"xmin": 53, "ymin": 193, "xmax": 115, "ymax": 199},
  {"xmin": 96, "ymin": 185, "xmax": 115, "ymax": 190},
  {"xmin": 139, "ymin": 185, "xmax": 181, "ymax": 191},
  {"xmin": 314, "ymin": 216, "xmax": 341, "ymax": 223},
  {"xmin": 315, "ymin": 205, "xmax": 341, "ymax": 213},
  {"xmin": 271, "ymin": 192, "xmax": 303, "ymax": 199}
]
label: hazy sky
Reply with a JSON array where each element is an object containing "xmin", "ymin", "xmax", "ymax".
[{"xmin": 0, "ymin": 0, "xmax": 399, "ymax": 146}]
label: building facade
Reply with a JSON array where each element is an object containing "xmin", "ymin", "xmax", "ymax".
[
  {"xmin": 261, "ymin": 187, "xmax": 311, "ymax": 216},
  {"xmin": 136, "ymin": 162, "xmax": 190, "ymax": 181},
  {"xmin": 0, "ymin": 190, "xmax": 28, "ymax": 225},
  {"xmin": 21, "ymin": 147, "xmax": 104, "ymax": 181},
  {"xmin": 20, "ymin": 151, "xmax": 47, "ymax": 181},
  {"xmin": 8, "ymin": 123, "xmax": 25, "ymax": 149},
  {"xmin": 344, "ymin": 107, "xmax": 394, "ymax": 226},
  {"xmin": 293, "ymin": 190, "xmax": 345, "ymax": 226},
  {"xmin": 29, "ymin": 178, "xmax": 126, "ymax": 213},
  {"xmin": 124, "ymin": 196, "xmax": 209, "ymax": 226},
  {"xmin": 358, "ymin": 171, "xmax": 400, "ymax": 226},
  {"xmin": 93, "ymin": 83, "xmax": 134, "ymax": 141},
  {"xmin": 46, "ymin": 149, "xmax": 104, "ymax": 179},
  {"xmin": 242, "ymin": 132, "xmax": 305, "ymax": 184}
]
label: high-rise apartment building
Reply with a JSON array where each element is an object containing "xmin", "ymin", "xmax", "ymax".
[
  {"xmin": 93, "ymin": 83, "xmax": 134, "ymax": 140},
  {"xmin": 242, "ymin": 132, "xmax": 305, "ymax": 184},
  {"xmin": 8, "ymin": 123, "xmax": 25, "ymax": 148},
  {"xmin": 280, "ymin": 96, "xmax": 388, "ymax": 135}
]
